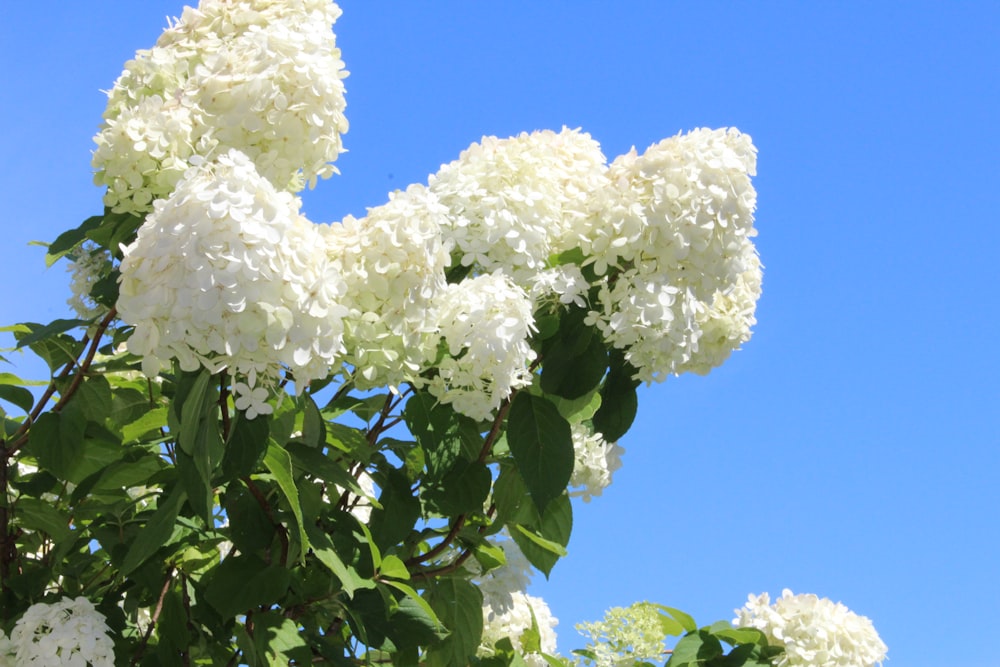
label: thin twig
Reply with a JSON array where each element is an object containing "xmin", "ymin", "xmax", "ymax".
[{"xmin": 131, "ymin": 566, "xmax": 175, "ymax": 665}]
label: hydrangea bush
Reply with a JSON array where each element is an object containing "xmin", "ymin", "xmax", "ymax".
[{"xmin": 0, "ymin": 1, "xmax": 886, "ymax": 665}]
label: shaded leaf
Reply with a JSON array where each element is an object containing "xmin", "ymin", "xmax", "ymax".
[{"xmin": 507, "ymin": 393, "xmax": 573, "ymax": 515}]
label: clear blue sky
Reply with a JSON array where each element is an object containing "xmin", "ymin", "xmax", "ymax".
[{"xmin": 2, "ymin": 3, "xmax": 998, "ymax": 665}]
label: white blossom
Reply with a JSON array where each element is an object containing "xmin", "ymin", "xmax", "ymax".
[
  {"xmin": 427, "ymin": 273, "xmax": 536, "ymax": 421},
  {"xmin": 326, "ymin": 184, "xmax": 451, "ymax": 390},
  {"xmin": 117, "ymin": 149, "xmax": 348, "ymax": 417},
  {"xmin": 429, "ymin": 127, "xmax": 608, "ymax": 286},
  {"xmin": 10, "ymin": 596, "xmax": 115, "ymax": 667},
  {"xmin": 66, "ymin": 243, "xmax": 114, "ymax": 320},
  {"xmin": 575, "ymin": 602, "xmax": 669, "ymax": 667},
  {"xmin": 481, "ymin": 591, "xmax": 559, "ymax": 667},
  {"xmin": 94, "ymin": 0, "xmax": 347, "ymax": 214},
  {"xmin": 734, "ymin": 589, "xmax": 888, "ymax": 667},
  {"xmin": 584, "ymin": 128, "xmax": 762, "ymax": 382},
  {"xmin": 569, "ymin": 423, "xmax": 624, "ymax": 502}
]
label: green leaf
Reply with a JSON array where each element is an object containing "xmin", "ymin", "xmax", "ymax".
[
  {"xmin": 369, "ymin": 468, "xmax": 421, "ymax": 550},
  {"xmin": 263, "ymin": 442, "xmax": 310, "ymax": 560},
  {"xmin": 120, "ymin": 486, "xmax": 186, "ymax": 576},
  {"xmin": 0, "ymin": 384, "xmax": 34, "ymax": 414},
  {"xmin": 384, "ymin": 583, "xmax": 449, "ymax": 651},
  {"xmin": 204, "ymin": 554, "xmax": 292, "ymax": 619},
  {"xmin": 15, "ymin": 498, "xmax": 72, "ymax": 541},
  {"xmin": 220, "ymin": 411, "xmax": 270, "ymax": 481},
  {"xmin": 286, "ymin": 442, "xmax": 363, "ymax": 496},
  {"xmin": 506, "ymin": 393, "xmax": 574, "ymax": 515},
  {"xmin": 304, "ymin": 521, "xmax": 373, "ymax": 597},
  {"xmin": 593, "ymin": 351, "xmax": 640, "ymax": 442},
  {"xmin": 76, "ymin": 375, "xmax": 113, "ymax": 423},
  {"xmin": 425, "ymin": 579, "xmax": 484, "ymax": 667},
  {"xmin": 669, "ymin": 630, "xmax": 723, "ymax": 666},
  {"xmin": 28, "ymin": 408, "xmax": 86, "ymax": 479},
  {"xmin": 12, "ymin": 319, "xmax": 90, "ymax": 350},
  {"xmin": 540, "ymin": 307, "xmax": 608, "ymax": 400},
  {"xmin": 121, "ymin": 406, "xmax": 168, "ymax": 442},
  {"xmin": 45, "ymin": 214, "xmax": 104, "ymax": 264},
  {"xmin": 300, "ymin": 392, "xmax": 325, "ymax": 447},
  {"xmin": 379, "ymin": 554, "xmax": 411, "ymax": 580},
  {"xmin": 404, "ymin": 389, "xmax": 471, "ymax": 480},
  {"xmin": 655, "ymin": 605, "xmax": 698, "ymax": 634},
  {"xmin": 423, "ymin": 460, "xmax": 491, "ymax": 516},
  {"xmin": 249, "ymin": 611, "xmax": 311, "ymax": 666},
  {"xmin": 0, "ymin": 372, "xmax": 47, "ymax": 387},
  {"xmin": 510, "ymin": 494, "xmax": 572, "ymax": 577}
]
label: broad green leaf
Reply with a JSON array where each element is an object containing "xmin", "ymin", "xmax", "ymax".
[
  {"xmin": 304, "ymin": 521, "xmax": 373, "ymax": 597},
  {"xmin": 404, "ymin": 389, "xmax": 463, "ymax": 480},
  {"xmin": 204, "ymin": 554, "xmax": 292, "ymax": 619},
  {"xmin": 120, "ymin": 486, "xmax": 186, "ymax": 576},
  {"xmin": 28, "ymin": 407, "xmax": 86, "ymax": 480},
  {"xmin": 45, "ymin": 214, "xmax": 104, "ymax": 264},
  {"xmin": 379, "ymin": 554, "xmax": 411, "ymax": 580},
  {"xmin": 176, "ymin": 369, "xmax": 212, "ymax": 456},
  {"xmin": 654, "ymin": 605, "xmax": 698, "ymax": 633},
  {"xmin": 76, "ymin": 375, "xmax": 113, "ymax": 423},
  {"xmin": 220, "ymin": 411, "xmax": 270, "ymax": 481},
  {"xmin": 251, "ymin": 612, "xmax": 311, "ymax": 666},
  {"xmin": 369, "ymin": 469, "xmax": 421, "ymax": 550},
  {"xmin": 300, "ymin": 392, "xmax": 325, "ymax": 447},
  {"xmin": 382, "ymin": 582, "xmax": 448, "ymax": 650},
  {"xmin": 263, "ymin": 442, "xmax": 310, "ymax": 560},
  {"xmin": 0, "ymin": 372, "xmax": 47, "ymax": 386},
  {"xmin": 15, "ymin": 498, "xmax": 72, "ymax": 541},
  {"xmin": 593, "ymin": 351, "xmax": 640, "ymax": 442},
  {"xmin": 286, "ymin": 442, "xmax": 363, "ymax": 496},
  {"xmin": 510, "ymin": 494, "xmax": 572, "ymax": 577},
  {"xmin": 669, "ymin": 630, "xmax": 723, "ymax": 666},
  {"xmin": 540, "ymin": 307, "xmax": 608, "ymax": 400},
  {"xmin": 507, "ymin": 393, "xmax": 573, "ymax": 515},
  {"xmin": 423, "ymin": 460, "xmax": 491, "ymax": 516},
  {"xmin": 13, "ymin": 319, "xmax": 90, "ymax": 349},
  {"xmin": 121, "ymin": 406, "xmax": 168, "ymax": 442},
  {"xmin": 425, "ymin": 578, "xmax": 484, "ymax": 667},
  {"xmin": 0, "ymin": 384, "xmax": 34, "ymax": 414}
]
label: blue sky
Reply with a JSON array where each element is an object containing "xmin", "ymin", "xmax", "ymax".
[{"xmin": 2, "ymin": 3, "xmax": 999, "ymax": 665}]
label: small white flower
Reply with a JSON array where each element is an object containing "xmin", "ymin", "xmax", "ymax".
[{"xmin": 569, "ymin": 423, "xmax": 624, "ymax": 503}]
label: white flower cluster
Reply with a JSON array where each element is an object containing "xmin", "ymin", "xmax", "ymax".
[
  {"xmin": 117, "ymin": 149, "xmax": 347, "ymax": 418},
  {"xmin": 734, "ymin": 589, "xmax": 888, "ymax": 667},
  {"xmin": 429, "ymin": 127, "xmax": 609, "ymax": 285},
  {"xmin": 93, "ymin": 0, "xmax": 347, "ymax": 214},
  {"xmin": 66, "ymin": 243, "xmax": 113, "ymax": 320},
  {"xmin": 584, "ymin": 128, "xmax": 762, "ymax": 382},
  {"xmin": 427, "ymin": 273, "xmax": 537, "ymax": 421},
  {"xmin": 0, "ymin": 596, "xmax": 114, "ymax": 666},
  {"xmin": 474, "ymin": 538, "xmax": 559, "ymax": 667},
  {"xmin": 569, "ymin": 423, "xmax": 625, "ymax": 503},
  {"xmin": 328, "ymin": 184, "xmax": 451, "ymax": 390},
  {"xmin": 575, "ymin": 601, "xmax": 669, "ymax": 667}
]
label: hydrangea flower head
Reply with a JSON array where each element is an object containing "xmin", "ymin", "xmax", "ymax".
[
  {"xmin": 585, "ymin": 128, "xmax": 762, "ymax": 382},
  {"xmin": 327, "ymin": 184, "xmax": 451, "ymax": 390},
  {"xmin": 117, "ymin": 149, "xmax": 348, "ymax": 417},
  {"xmin": 9, "ymin": 596, "xmax": 115, "ymax": 667},
  {"xmin": 429, "ymin": 127, "xmax": 608, "ymax": 286},
  {"xmin": 734, "ymin": 589, "xmax": 888, "ymax": 667},
  {"xmin": 426, "ymin": 272, "xmax": 536, "ymax": 421},
  {"xmin": 94, "ymin": 0, "xmax": 347, "ymax": 214}
]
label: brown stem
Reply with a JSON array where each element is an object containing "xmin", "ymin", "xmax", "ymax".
[
  {"xmin": 10, "ymin": 308, "xmax": 118, "ymax": 455},
  {"xmin": 131, "ymin": 567, "xmax": 175, "ymax": 665}
]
